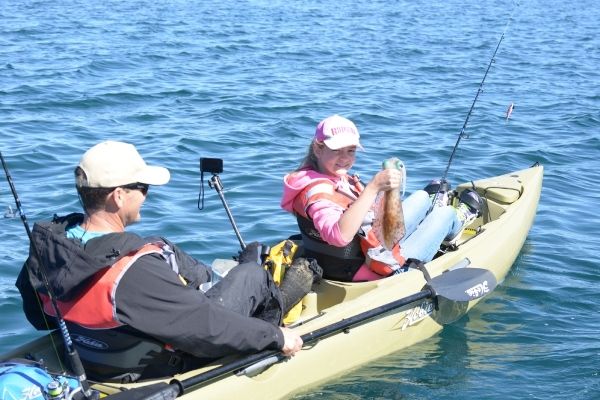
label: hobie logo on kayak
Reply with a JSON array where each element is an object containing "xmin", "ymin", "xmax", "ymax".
[
  {"xmin": 464, "ymin": 280, "xmax": 490, "ymax": 299},
  {"xmin": 401, "ymin": 301, "xmax": 434, "ymax": 331},
  {"xmin": 73, "ymin": 334, "xmax": 109, "ymax": 350}
]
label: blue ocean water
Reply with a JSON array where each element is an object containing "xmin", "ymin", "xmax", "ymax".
[{"xmin": 1, "ymin": 0, "xmax": 598, "ymax": 398}]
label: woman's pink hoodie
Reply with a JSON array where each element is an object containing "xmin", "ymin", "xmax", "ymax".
[
  {"xmin": 281, "ymin": 169, "xmax": 381, "ymax": 281},
  {"xmin": 281, "ymin": 169, "xmax": 349, "ymax": 247}
]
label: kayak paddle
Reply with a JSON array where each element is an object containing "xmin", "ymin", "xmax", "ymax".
[{"xmin": 105, "ymin": 262, "xmax": 497, "ymax": 399}]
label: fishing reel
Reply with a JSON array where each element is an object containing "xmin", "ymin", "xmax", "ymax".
[{"xmin": 424, "ymin": 179, "xmax": 455, "ymax": 207}]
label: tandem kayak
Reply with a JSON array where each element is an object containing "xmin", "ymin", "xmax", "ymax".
[{"xmin": 1, "ymin": 164, "xmax": 543, "ymax": 400}]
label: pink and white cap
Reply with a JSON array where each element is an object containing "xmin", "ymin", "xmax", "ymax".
[{"xmin": 314, "ymin": 114, "xmax": 363, "ymax": 150}]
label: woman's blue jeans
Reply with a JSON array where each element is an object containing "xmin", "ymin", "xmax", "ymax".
[{"xmin": 399, "ymin": 190, "xmax": 462, "ymax": 263}]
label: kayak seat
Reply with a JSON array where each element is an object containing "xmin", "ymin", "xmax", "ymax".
[
  {"xmin": 311, "ymin": 279, "xmax": 379, "ymax": 311},
  {"xmin": 67, "ymin": 324, "xmax": 208, "ymax": 383},
  {"xmin": 457, "ymin": 175, "xmax": 523, "ymax": 205}
]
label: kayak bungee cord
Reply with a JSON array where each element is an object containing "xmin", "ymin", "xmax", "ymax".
[
  {"xmin": 0, "ymin": 151, "xmax": 98, "ymax": 400},
  {"xmin": 432, "ymin": 4, "xmax": 518, "ymax": 205}
]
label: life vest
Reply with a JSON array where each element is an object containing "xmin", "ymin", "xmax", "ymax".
[
  {"xmin": 360, "ymin": 227, "xmax": 405, "ymax": 277},
  {"xmin": 293, "ymin": 175, "xmax": 405, "ymax": 279},
  {"xmin": 38, "ymin": 242, "xmax": 198, "ymax": 383},
  {"xmin": 40, "ymin": 242, "xmax": 166, "ymax": 329}
]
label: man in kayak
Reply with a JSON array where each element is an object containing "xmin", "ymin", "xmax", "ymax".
[
  {"xmin": 16, "ymin": 140, "xmax": 302, "ymax": 382},
  {"xmin": 280, "ymin": 114, "xmax": 484, "ymax": 281}
]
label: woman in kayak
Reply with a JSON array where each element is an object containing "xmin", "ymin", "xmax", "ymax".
[{"xmin": 281, "ymin": 115, "xmax": 483, "ymax": 281}]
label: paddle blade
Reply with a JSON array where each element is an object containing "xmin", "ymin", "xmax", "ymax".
[
  {"xmin": 430, "ymin": 267, "xmax": 497, "ymax": 302},
  {"xmin": 428, "ymin": 267, "xmax": 498, "ymax": 325}
]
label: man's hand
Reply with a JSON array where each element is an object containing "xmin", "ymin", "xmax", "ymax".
[{"xmin": 279, "ymin": 327, "xmax": 303, "ymax": 357}]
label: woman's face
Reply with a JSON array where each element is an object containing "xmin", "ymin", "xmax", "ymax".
[{"xmin": 313, "ymin": 142, "xmax": 357, "ymax": 177}]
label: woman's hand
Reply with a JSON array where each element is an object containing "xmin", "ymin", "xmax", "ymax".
[
  {"xmin": 336, "ymin": 169, "xmax": 402, "ymax": 243},
  {"xmin": 369, "ymin": 168, "xmax": 403, "ymax": 192}
]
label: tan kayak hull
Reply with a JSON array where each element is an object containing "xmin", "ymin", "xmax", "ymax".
[{"xmin": 3, "ymin": 165, "xmax": 543, "ymax": 400}]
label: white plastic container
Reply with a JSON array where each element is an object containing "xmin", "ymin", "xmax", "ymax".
[{"xmin": 199, "ymin": 259, "xmax": 238, "ymax": 292}]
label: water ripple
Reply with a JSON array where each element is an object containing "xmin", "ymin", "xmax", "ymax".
[{"xmin": 1, "ymin": 0, "xmax": 599, "ymax": 398}]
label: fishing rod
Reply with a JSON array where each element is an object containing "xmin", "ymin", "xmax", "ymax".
[
  {"xmin": 439, "ymin": 6, "xmax": 517, "ymax": 185},
  {"xmin": 0, "ymin": 151, "xmax": 98, "ymax": 400}
]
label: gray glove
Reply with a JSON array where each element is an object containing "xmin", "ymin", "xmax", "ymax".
[{"xmin": 237, "ymin": 241, "xmax": 262, "ymax": 265}]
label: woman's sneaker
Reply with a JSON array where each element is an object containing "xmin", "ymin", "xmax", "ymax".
[
  {"xmin": 424, "ymin": 179, "xmax": 451, "ymax": 208},
  {"xmin": 444, "ymin": 189, "xmax": 483, "ymax": 245}
]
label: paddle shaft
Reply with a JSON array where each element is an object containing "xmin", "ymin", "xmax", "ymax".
[
  {"xmin": 208, "ymin": 174, "xmax": 246, "ymax": 250},
  {"xmin": 137, "ymin": 288, "xmax": 434, "ymax": 398},
  {"xmin": 107, "ymin": 261, "xmax": 498, "ymax": 398}
]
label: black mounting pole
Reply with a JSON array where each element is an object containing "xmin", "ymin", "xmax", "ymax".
[{"xmin": 208, "ymin": 174, "xmax": 246, "ymax": 250}]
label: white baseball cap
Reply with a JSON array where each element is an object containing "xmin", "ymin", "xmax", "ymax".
[{"xmin": 77, "ymin": 141, "xmax": 170, "ymax": 188}]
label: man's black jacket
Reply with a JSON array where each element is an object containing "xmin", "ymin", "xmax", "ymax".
[{"xmin": 16, "ymin": 213, "xmax": 284, "ymax": 359}]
